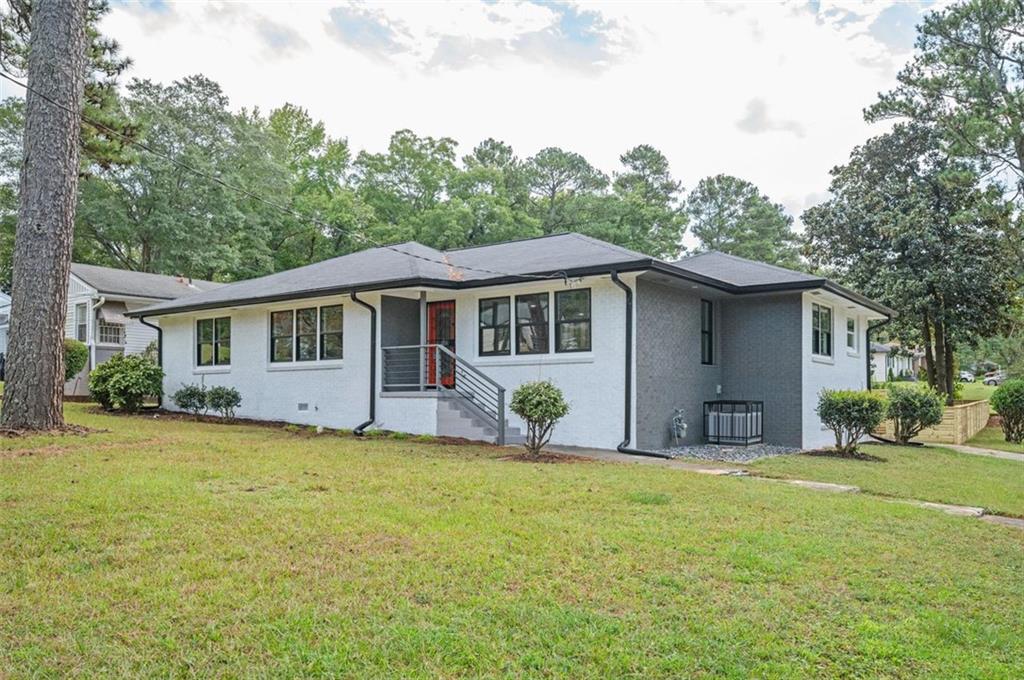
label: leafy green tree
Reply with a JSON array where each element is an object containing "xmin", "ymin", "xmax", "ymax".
[
  {"xmin": 354, "ymin": 129, "xmax": 458, "ymax": 244},
  {"xmin": 866, "ymin": 0, "xmax": 1024, "ymax": 192},
  {"xmin": 73, "ymin": 76, "xmax": 281, "ymax": 280},
  {"xmin": 803, "ymin": 124, "xmax": 1020, "ymax": 402},
  {"xmin": 525, "ymin": 147, "xmax": 608, "ymax": 234},
  {"xmin": 686, "ymin": 174, "xmax": 801, "ymax": 267}
]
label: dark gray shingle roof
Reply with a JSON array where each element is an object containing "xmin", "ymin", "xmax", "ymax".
[
  {"xmin": 128, "ymin": 234, "xmax": 893, "ymax": 318},
  {"xmin": 671, "ymin": 251, "xmax": 822, "ymax": 288},
  {"xmin": 71, "ymin": 263, "xmax": 224, "ymax": 300}
]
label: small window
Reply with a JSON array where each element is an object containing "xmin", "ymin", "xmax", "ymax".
[
  {"xmin": 320, "ymin": 305, "xmax": 343, "ymax": 360},
  {"xmin": 701, "ymin": 299, "xmax": 713, "ymax": 365},
  {"xmin": 479, "ymin": 297, "xmax": 510, "ymax": 356},
  {"xmin": 296, "ymin": 307, "xmax": 317, "ymax": 361},
  {"xmin": 812, "ymin": 303, "xmax": 832, "ymax": 357},
  {"xmin": 846, "ymin": 317, "xmax": 857, "ymax": 351},
  {"xmin": 75, "ymin": 303, "xmax": 88, "ymax": 342},
  {"xmin": 270, "ymin": 310, "xmax": 294, "ymax": 362},
  {"xmin": 97, "ymin": 322, "xmax": 125, "ymax": 345},
  {"xmin": 555, "ymin": 289, "xmax": 591, "ymax": 352},
  {"xmin": 198, "ymin": 317, "xmax": 230, "ymax": 366},
  {"xmin": 515, "ymin": 293, "xmax": 549, "ymax": 355}
]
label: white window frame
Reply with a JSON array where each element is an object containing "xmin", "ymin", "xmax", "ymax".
[
  {"xmin": 845, "ymin": 316, "xmax": 858, "ymax": 354},
  {"xmin": 97, "ymin": 321, "xmax": 125, "ymax": 345},
  {"xmin": 74, "ymin": 302, "xmax": 88, "ymax": 343},
  {"xmin": 196, "ymin": 315, "xmax": 231, "ymax": 369}
]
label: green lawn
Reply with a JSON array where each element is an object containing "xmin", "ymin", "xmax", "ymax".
[
  {"xmin": 967, "ymin": 426, "xmax": 1024, "ymax": 454},
  {"xmin": 751, "ymin": 443, "xmax": 1024, "ymax": 517},
  {"xmin": 960, "ymin": 381, "xmax": 997, "ymax": 404},
  {"xmin": 1, "ymin": 405, "xmax": 1022, "ymax": 677}
]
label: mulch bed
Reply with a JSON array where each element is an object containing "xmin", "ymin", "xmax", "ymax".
[
  {"xmin": 498, "ymin": 451, "xmax": 591, "ymax": 464},
  {"xmin": 800, "ymin": 448, "xmax": 887, "ymax": 462},
  {"xmin": 0, "ymin": 423, "xmax": 104, "ymax": 438}
]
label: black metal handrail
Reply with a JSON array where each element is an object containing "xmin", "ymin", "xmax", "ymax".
[{"xmin": 381, "ymin": 344, "xmax": 506, "ymax": 445}]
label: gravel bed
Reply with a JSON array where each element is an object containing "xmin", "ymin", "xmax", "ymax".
[{"xmin": 658, "ymin": 443, "xmax": 800, "ymax": 463}]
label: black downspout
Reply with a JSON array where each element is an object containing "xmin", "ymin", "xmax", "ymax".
[
  {"xmin": 350, "ymin": 292, "xmax": 376, "ymax": 435},
  {"xmin": 609, "ymin": 272, "xmax": 673, "ymax": 460},
  {"xmin": 138, "ymin": 315, "xmax": 163, "ymax": 407}
]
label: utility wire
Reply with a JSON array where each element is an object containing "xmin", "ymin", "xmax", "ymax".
[{"xmin": 0, "ymin": 70, "xmax": 568, "ymax": 283}]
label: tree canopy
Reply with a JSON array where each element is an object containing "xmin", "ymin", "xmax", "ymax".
[{"xmin": 686, "ymin": 174, "xmax": 802, "ymax": 268}]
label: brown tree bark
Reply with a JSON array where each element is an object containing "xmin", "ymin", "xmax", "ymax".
[
  {"xmin": 921, "ymin": 312, "xmax": 937, "ymax": 389},
  {"xmin": 1, "ymin": 0, "xmax": 88, "ymax": 430},
  {"xmin": 933, "ymin": 317, "xmax": 948, "ymax": 400}
]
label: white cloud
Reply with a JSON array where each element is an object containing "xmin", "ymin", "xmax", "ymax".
[{"xmin": 93, "ymin": 0, "xmax": 929, "ymax": 244}]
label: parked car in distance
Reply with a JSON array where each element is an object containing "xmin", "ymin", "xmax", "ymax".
[
  {"xmin": 959, "ymin": 370, "xmax": 975, "ymax": 383},
  {"xmin": 983, "ymin": 371, "xmax": 1007, "ymax": 386}
]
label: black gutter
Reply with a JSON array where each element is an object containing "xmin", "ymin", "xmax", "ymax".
[
  {"xmin": 138, "ymin": 315, "xmax": 163, "ymax": 407},
  {"xmin": 349, "ymin": 292, "xmax": 376, "ymax": 435},
  {"xmin": 609, "ymin": 271, "xmax": 673, "ymax": 460}
]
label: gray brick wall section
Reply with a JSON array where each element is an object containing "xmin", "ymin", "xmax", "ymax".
[
  {"xmin": 636, "ymin": 282, "xmax": 803, "ymax": 449},
  {"xmin": 719, "ymin": 294, "xmax": 803, "ymax": 447},
  {"xmin": 636, "ymin": 280, "xmax": 722, "ymax": 449}
]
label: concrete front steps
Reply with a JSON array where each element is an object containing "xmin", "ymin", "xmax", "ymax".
[{"xmin": 437, "ymin": 395, "xmax": 525, "ymax": 445}]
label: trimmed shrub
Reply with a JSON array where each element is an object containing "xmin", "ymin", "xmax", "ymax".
[
  {"xmin": 510, "ymin": 380, "xmax": 569, "ymax": 456},
  {"xmin": 63, "ymin": 339, "xmax": 88, "ymax": 382},
  {"xmin": 172, "ymin": 383, "xmax": 207, "ymax": 418},
  {"xmin": 991, "ymin": 379, "xmax": 1024, "ymax": 444},
  {"xmin": 88, "ymin": 355, "xmax": 163, "ymax": 412},
  {"xmin": 887, "ymin": 384, "xmax": 944, "ymax": 443},
  {"xmin": 816, "ymin": 390, "xmax": 888, "ymax": 455},
  {"xmin": 206, "ymin": 386, "xmax": 241, "ymax": 420}
]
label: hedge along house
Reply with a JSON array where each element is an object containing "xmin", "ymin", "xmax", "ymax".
[
  {"xmin": 129, "ymin": 233, "xmax": 893, "ymax": 452},
  {"xmin": 61, "ymin": 264, "xmax": 223, "ymax": 396}
]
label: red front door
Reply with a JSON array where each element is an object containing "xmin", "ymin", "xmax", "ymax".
[{"xmin": 427, "ymin": 300, "xmax": 456, "ymax": 387}]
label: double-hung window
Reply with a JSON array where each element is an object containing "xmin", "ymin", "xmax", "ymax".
[
  {"xmin": 812, "ymin": 303, "xmax": 832, "ymax": 357},
  {"xmin": 75, "ymin": 303, "xmax": 88, "ymax": 342},
  {"xmin": 479, "ymin": 297, "xmax": 511, "ymax": 356},
  {"xmin": 515, "ymin": 293, "xmax": 549, "ymax": 355},
  {"xmin": 555, "ymin": 289, "xmax": 591, "ymax": 352},
  {"xmin": 846, "ymin": 317, "xmax": 857, "ymax": 352},
  {"xmin": 197, "ymin": 317, "xmax": 231, "ymax": 367},
  {"xmin": 700, "ymin": 299, "xmax": 713, "ymax": 365},
  {"xmin": 271, "ymin": 304, "xmax": 344, "ymax": 363}
]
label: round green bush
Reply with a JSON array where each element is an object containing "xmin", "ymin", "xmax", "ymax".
[
  {"xmin": 171, "ymin": 383, "xmax": 207, "ymax": 417},
  {"xmin": 510, "ymin": 380, "xmax": 569, "ymax": 456},
  {"xmin": 990, "ymin": 379, "xmax": 1024, "ymax": 444},
  {"xmin": 887, "ymin": 384, "xmax": 944, "ymax": 444},
  {"xmin": 816, "ymin": 389, "xmax": 888, "ymax": 455},
  {"xmin": 63, "ymin": 338, "xmax": 89, "ymax": 382},
  {"xmin": 206, "ymin": 386, "xmax": 242, "ymax": 419},
  {"xmin": 88, "ymin": 354, "xmax": 164, "ymax": 412}
]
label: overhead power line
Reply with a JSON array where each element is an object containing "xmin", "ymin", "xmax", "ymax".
[{"xmin": 0, "ymin": 70, "xmax": 567, "ymax": 283}]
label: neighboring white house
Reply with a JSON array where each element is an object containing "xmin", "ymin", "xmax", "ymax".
[
  {"xmin": 59, "ymin": 264, "xmax": 222, "ymax": 395},
  {"xmin": 870, "ymin": 342, "xmax": 925, "ymax": 385},
  {"xmin": 131, "ymin": 234, "xmax": 893, "ymax": 452},
  {"xmin": 0, "ymin": 291, "xmax": 11, "ymax": 355}
]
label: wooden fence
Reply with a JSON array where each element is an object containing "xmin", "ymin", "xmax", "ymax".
[{"xmin": 874, "ymin": 399, "xmax": 990, "ymax": 445}]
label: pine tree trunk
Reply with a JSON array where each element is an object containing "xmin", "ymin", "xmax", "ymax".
[
  {"xmin": 933, "ymin": 317, "xmax": 948, "ymax": 399},
  {"xmin": 943, "ymin": 340, "xmax": 956, "ymax": 406},
  {"xmin": 0, "ymin": 0, "xmax": 88, "ymax": 430}
]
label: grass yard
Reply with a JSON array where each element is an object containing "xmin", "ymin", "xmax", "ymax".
[
  {"xmin": 960, "ymin": 381, "xmax": 997, "ymax": 404},
  {"xmin": 750, "ymin": 443, "xmax": 1024, "ymax": 517},
  {"xmin": 1, "ymin": 405, "xmax": 1022, "ymax": 677},
  {"xmin": 967, "ymin": 426, "xmax": 1024, "ymax": 455}
]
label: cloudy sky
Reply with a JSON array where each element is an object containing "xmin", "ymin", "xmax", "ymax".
[{"xmin": 11, "ymin": 1, "xmax": 943, "ymax": 237}]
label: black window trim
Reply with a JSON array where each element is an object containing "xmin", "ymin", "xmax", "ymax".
[
  {"xmin": 812, "ymin": 302, "xmax": 833, "ymax": 358},
  {"xmin": 554, "ymin": 288, "xmax": 592, "ymax": 354},
  {"xmin": 515, "ymin": 292, "xmax": 550, "ymax": 356},
  {"xmin": 271, "ymin": 304, "xmax": 346, "ymax": 364},
  {"xmin": 319, "ymin": 304, "xmax": 344, "ymax": 361},
  {"xmin": 700, "ymin": 298, "xmax": 714, "ymax": 365},
  {"xmin": 197, "ymin": 315, "xmax": 231, "ymax": 367},
  {"xmin": 478, "ymin": 296, "xmax": 511, "ymax": 357}
]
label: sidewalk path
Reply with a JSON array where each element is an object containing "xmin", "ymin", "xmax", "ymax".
[
  {"xmin": 940, "ymin": 443, "xmax": 1023, "ymax": 462},
  {"xmin": 545, "ymin": 445, "xmax": 1022, "ymax": 529}
]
